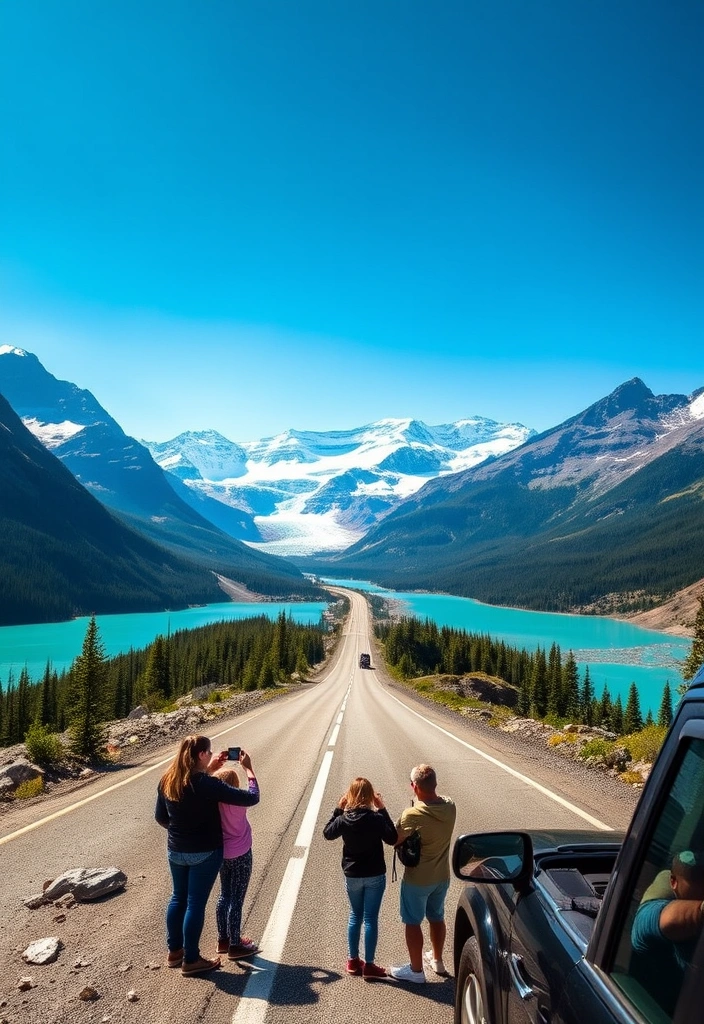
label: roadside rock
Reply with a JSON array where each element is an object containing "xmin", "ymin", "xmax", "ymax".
[
  {"xmin": 127, "ymin": 705, "xmax": 149, "ymax": 719},
  {"xmin": 17, "ymin": 978, "xmax": 34, "ymax": 992},
  {"xmin": 457, "ymin": 675, "xmax": 520, "ymax": 707},
  {"xmin": 43, "ymin": 867, "xmax": 127, "ymax": 902},
  {"xmin": 23, "ymin": 937, "xmax": 62, "ymax": 965},
  {"xmin": 0, "ymin": 758, "xmax": 44, "ymax": 793},
  {"xmin": 78, "ymin": 986, "xmax": 99, "ymax": 1001}
]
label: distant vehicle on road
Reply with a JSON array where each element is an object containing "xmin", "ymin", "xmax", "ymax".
[
  {"xmin": 359, "ymin": 652, "xmax": 371, "ymax": 669},
  {"xmin": 451, "ymin": 664, "xmax": 704, "ymax": 1024}
]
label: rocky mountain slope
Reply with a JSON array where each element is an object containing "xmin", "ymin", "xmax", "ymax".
[
  {"xmin": 0, "ymin": 347, "xmax": 318, "ymax": 599},
  {"xmin": 316, "ymin": 379, "xmax": 704, "ymax": 614}
]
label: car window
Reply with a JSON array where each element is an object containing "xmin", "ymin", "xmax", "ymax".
[{"xmin": 609, "ymin": 737, "xmax": 704, "ymax": 1022}]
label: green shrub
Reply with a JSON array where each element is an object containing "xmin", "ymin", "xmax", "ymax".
[
  {"xmin": 24, "ymin": 722, "xmax": 64, "ymax": 767},
  {"xmin": 620, "ymin": 770, "xmax": 644, "ymax": 785},
  {"xmin": 578, "ymin": 738, "xmax": 613, "ymax": 760},
  {"xmin": 207, "ymin": 690, "xmax": 223, "ymax": 703},
  {"xmin": 623, "ymin": 724, "xmax": 667, "ymax": 764},
  {"xmin": 15, "ymin": 776, "xmax": 44, "ymax": 799}
]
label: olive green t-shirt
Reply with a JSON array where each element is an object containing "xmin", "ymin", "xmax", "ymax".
[{"xmin": 396, "ymin": 796, "xmax": 456, "ymax": 887}]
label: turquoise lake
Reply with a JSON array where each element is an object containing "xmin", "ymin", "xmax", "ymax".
[
  {"xmin": 0, "ymin": 579, "xmax": 690, "ymax": 714},
  {"xmin": 0, "ymin": 601, "xmax": 328, "ymax": 682},
  {"xmin": 323, "ymin": 578, "xmax": 689, "ymax": 714}
]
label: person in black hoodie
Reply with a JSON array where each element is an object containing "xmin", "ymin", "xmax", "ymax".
[
  {"xmin": 155, "ymin": 734, "xmax": 260, "ymax": 976},
  {"xmin": 323, "ymin": 776, "xmax": 397, "ymax": 980}
]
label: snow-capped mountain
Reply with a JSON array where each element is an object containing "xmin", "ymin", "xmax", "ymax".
[{"xmin": 144, "ymin": 417, "xmax": 535, "ymax": 555}]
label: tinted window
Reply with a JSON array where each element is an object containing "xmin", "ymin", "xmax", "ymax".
[{"xmin": 609, "ymin": 737, "xmax": 704, "ymax": 1022}]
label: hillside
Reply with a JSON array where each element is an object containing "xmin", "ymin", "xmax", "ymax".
[
  {"xmin": 0, "ymin": 347, "xmax": 319, "ymax": 599},
  {"xmin": 314, "ymin": 380, "xmax": 704, "ymax": 614},
  {"xmin": 0, "ymin": 393, "xmax": 231, "ymax": 625}
]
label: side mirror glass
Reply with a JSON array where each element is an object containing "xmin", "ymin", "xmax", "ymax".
[{"xmin": 452, "ymin": 831, "xmax": 533, "ymax": 884}]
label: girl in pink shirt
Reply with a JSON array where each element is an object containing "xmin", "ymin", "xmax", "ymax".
[{"xmin": 214, "ymin": 749, "xmax": 260, "ymax": 960}]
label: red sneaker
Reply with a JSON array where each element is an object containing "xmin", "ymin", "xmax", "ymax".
[
  {"xmin": 346, "ymin": 957, "xmax": 363, "ymax": 975},
  {"xmin": 362, "ymin": 962, "xmax": 387, "ymax": 980}
]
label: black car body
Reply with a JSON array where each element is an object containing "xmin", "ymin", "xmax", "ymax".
[{"xmin": 452, "ymin": 665, "xmax": 704, "ymax": 1024}]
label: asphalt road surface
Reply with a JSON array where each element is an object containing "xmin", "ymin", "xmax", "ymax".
[{"xmin": 0, "ymin": 589, "xmax": 636, "ymax": 1024}]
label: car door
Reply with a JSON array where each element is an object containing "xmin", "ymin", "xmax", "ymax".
[{"xmin": 507, "ymin": 884, "xmax": 586, "ymax": 1024}]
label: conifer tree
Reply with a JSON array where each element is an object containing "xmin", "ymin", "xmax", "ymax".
[
  {"xmin": 17, "ymin": 667, "xmax": 32, "ymax": 741},
  {"xmin": 67, "ymin": 617, "xmax": 109, "ymax": 760},
  {"xmin": 644, "ymin": 708, "xmax": 654, "ymax": 727},
  {"xmin": 682, "ymin": 591, "xmax": 704, "ymax": 683},
  {"xmin": 624, "ymin": 683, "xmax": 643, "ymax": 734},
  {"xmin": 562, "ymin": 652, "xmax": 581, "ymax": 720},
  {"xmin": 657, "ymin": 681, "xmax": 674, "ymax": 728},
  {"xmin": 140, "ymin": 635, "xmax": 171, "ymax": 707},
  {"xmin": 612, "ymin": 694, "xmax": 624, "ymax": 734},
  {"xmin": 597, "ymin": 684, "xmax": 612, "ymax": 729},
  {"xmin": 529, "ymin": 647, "xmax": 548, "ymax": 718},
  {"xmin": 580, "ymin": 666, "xmax": 594, "ymax": 726},
  {"xmin": 40, "ymin": 662, "xmax": 53, "ymax": 727}
]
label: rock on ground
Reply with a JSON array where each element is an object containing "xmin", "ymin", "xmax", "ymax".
[{"xmin": 43, "ymin": 867, "xmax": 127, "ymax": 902}]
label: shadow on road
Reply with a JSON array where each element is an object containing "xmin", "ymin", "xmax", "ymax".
[{"xmin": 206, "ymin": 956, "xmax": 454, "ymax": 1010}]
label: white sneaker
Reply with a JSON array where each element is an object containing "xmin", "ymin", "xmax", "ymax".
[
  {"xmin": 423, "ymin": 950, "xmax": 447, "ymax": 975},
  {"xmin": 389, "ymin": 963, "xmax": 426, "ymax": 984}
]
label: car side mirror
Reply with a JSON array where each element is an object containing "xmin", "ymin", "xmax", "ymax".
[{"xmin": 452, "ymin": 831, "xmax": 533, "ymax": 889}]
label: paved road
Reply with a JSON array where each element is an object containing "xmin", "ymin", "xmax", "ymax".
[{"xmin": 0, "ymin": 589, "xmax": 635, "ymax": 1024}]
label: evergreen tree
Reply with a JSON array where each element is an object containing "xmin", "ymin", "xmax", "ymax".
[
  {"xmin": 682, "ymin": 591, "xmax": 704, "ymax": 683},
  {"xmin": 597, "ymin": 684, "xmax": 613, "ymax": 729},
  {"xmin": 529, "ymin": 647, "xmax": 548, "ymax": 718},
  {"xmin": 644, "ymin": 708, "xmax": 654, "ymax": 727},
  {"xmin": 623, "ymin": 683, "xmax": 643, "ymax": 734},
  {"xmin": 580, "ymin": 666, "xmax": 594, "ymax": 726},
  {"xmin": 17, "ymin": 666, "xmax": 32, "ymax": 741},
  {"xmin": 612, "ymin": 694, "xmax": 624, "ymax": 734},
  {"xmin": 562, "ymin": 652, "xmax": 581, "ymax": 720},
  {"xmin": 546, "ymin": 643, "xmax": 562, "ymax": 717},
  {"xmin": 67, "ymin": 617, "xmax": 110, "ymax": 760},
  {"xmin": 657, "ymin": 681, "xmax": 674, "ymax": 728},
  {"xmin": 140, "ymin": 635, "xmax": 171, "ymax": 707},
  {"xmin": 40, "ymin": 662, "xmax": 53, "ymax": 727}
]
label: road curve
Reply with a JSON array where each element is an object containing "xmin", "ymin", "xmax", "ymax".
[{"xmin": 0, "ymin": 589, "xmax": 635, "ymax": 1024}]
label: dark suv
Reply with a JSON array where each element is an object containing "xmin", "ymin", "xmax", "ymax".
[{"xmin": 451, "ymin": 664, "xmax": 704, "ymax": 1024}]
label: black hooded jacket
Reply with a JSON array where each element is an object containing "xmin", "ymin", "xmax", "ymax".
[{"xmin": 323, "ymin": 806, "xmax": 398, "ymax": 877}]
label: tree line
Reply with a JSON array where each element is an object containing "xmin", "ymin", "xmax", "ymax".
[
  {"xmin": 0, "ymin": 611, "xmax": 328, "ymax": 754},
  {"xmin": 375, "ymin": 615, "xmax": 676, "ymax": 736}
]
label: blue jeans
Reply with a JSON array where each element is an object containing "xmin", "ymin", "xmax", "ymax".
[
  {"xmin": 167, "ymin": 848, "xmax": 223, "ymax": 963},
  {"xmin": 345, "ymin": 873, "xmax": 386, "ymax": 963}
]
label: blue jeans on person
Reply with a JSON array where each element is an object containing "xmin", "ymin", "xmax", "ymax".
[
  {"xmin": 345, "ymin": 873, "xmax": 386, "ymax": 964},
  {"xmin": 167, "ymin": 848, "xmax": 223, "ymax": 963}
]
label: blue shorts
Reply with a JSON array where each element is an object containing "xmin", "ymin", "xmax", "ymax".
[{"xmin": 400, "ymin": 879, "xmax": 450, "ymax": 925}]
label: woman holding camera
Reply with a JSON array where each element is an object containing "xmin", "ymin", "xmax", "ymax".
[
  {"xmin": 323, "ymin": 777, "xmax": 397, "ymax": 980},
  {"xmin": 155, "ymin": 735, "xmax": 259, "ymax": 976}
]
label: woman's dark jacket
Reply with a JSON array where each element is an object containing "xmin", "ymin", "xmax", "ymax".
[
  {"xmin": 155, "ymin": 772, "xmax": 260, "ymax": 853},
  {"xmin": 323, "ymin": 806, "xmax": 397, "ymax": 877}
]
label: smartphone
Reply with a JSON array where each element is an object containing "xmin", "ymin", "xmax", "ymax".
[{"xmin": 227, "ymin": 746, "xmax": 241, "ymax": 761}]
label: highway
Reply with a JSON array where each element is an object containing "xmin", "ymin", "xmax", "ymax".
[{"xmin": 0, "ymin": 589, "xmax": 635, "ymax": 1024}]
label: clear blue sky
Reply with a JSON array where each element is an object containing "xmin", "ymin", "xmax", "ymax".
[{"xmin": 1, "ymin": 1, "xmax": 702, "ymax": 441}]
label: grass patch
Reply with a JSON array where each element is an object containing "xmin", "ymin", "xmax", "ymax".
[
  {"xmin": 15, "ymin": 777, "xmax": 44, "ymax": 799},
  {"xmin": 578, "ymin": 738, "xmax": 615, "ymax": 760},
  {"xmin": 620, "ymin": 770, "xmax": 645, "ymax": 785},
  {"xmin": 623, "ymin": 725, "xmax": 667, "ymax": 764}
]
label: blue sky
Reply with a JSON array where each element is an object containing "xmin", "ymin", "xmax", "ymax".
[{"xmin": 1, "ymin": 1, "xmax": 702, "ymax": 442}]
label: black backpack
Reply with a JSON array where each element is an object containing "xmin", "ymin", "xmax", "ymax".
[{"xmin": 392, "ymin": 803, "xmax": 421, "ymax": 880}]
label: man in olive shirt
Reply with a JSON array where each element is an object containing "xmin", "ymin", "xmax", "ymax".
[{"xmin": 389, "ymin": 764, "xmax": 456, "ymax": 984}]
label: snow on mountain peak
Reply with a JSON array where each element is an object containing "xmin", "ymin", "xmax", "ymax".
[
  {"xmin": 690, "ymin": 391, "xmax": 704, "ymax": 421},
  {"xmin": 0, "ymin": 345, "xmax": 28, "ymax": 357},
  {"xmin": 148, "ymin": 415, "xmax": 535, "ymax": 555}
]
